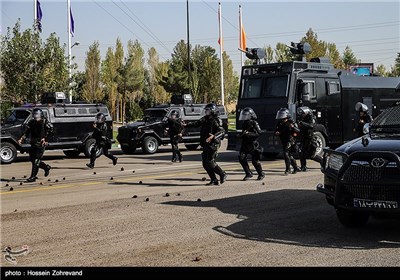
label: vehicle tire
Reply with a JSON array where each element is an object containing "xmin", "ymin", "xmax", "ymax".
[
  {"xmin": 335, "ymin": 208, "xmax": 370, "ymax": 227},
  {"xmin": 83, "ymin": 138, "xmax": 102, "ymax": 158},
  {"xmin": 142, "ymin": 136, "xmax": 158, "ymax": 154},
  {"xmin": 63, "ymin": 149, "xmax": 81, "ymax": 158},
  {"xmin": 312, "ymin": 131, "xmax": 326, "ymax": 161},
  {"xmin": 121, "ymin": 144, "xmax": 136, "ymax": 154},
  {"xmin": 0, "ymin": 142, "xmax": 17, "ymax": 164},
  {"xmin": 185, "ymin": 144, "xmax": 199, "ymax": 151}
]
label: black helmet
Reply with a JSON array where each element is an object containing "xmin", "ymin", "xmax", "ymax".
[
  {"xmin": 275, "ymin": 108, "xmax": 290, "ymax": 120},
  {"xmin": 355, "ymin": 102, "xmax": 368, "ymax": 113},
  {"xmin": 297, "ymin": 106, "xmax": 312, "ymax": 116},
  {"xmin": 204, "ymin": 103, "xmax": 218, "ymax": 116},
  {"xmin": 239, "ymin": 107, "xmax": 257, "ymax": 121},
  {"xmin": 95, "ymin": 112, "xmax": 106, "ymax": 124},
  {"xmin": 32, "ymin": 108, "xmax": 44, "ymax": 121},
  {"xmin": 170, "ymin": 109, "xmax": 180, "ymax": 118}
]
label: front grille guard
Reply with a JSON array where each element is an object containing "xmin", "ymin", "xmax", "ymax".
[{"xmin": 334, "ymin": 151, "xmax": 400, "ymax": 208}]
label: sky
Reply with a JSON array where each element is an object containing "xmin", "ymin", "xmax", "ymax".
[{"xmin": 1, "ymin": 0, "xmax": 399, "ymax": 75}]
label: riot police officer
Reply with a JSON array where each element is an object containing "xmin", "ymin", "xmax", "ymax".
[
  {"xmin": 165, "ymin": 109, "xmax": 183, "ymax": 163},
  {"xmin": 184, "ymin": 103, "xmax": 226, "ymax": 185},
  {"xmin": 86, "ymin": 113, "xmax": 117, "ymax": 169},
  {"xmin": 355, "ymin": 102, "xmax": 373, "ymax": 137},
  {"xmin": 275, "ymin": 108, "xmax": 300, "ymax": 175},
  {"xmin": 297, "ymin": 106, "xmax": 315, "ymax": 172},
  {"xmin": 238, "ymin": 107, "xmax": 265, "ymax": 181},
  {"xmin": 18, "ymin": 108, "xmax": 53, "ymax": 182}
]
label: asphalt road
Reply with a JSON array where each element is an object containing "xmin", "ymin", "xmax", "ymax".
[{"xmin": 1, "ymin": 142, "xmax": 400, "ymax": 267}]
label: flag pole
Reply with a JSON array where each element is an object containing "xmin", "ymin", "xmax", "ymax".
[
  {"xmin": 34, "ymin": 0, "xmax": 37, "ymax": 28},
  {"xmin": 239, "ymin": 5, "xmax": 243, "ymax": 67},
  {"xmin": 68, "ymin": 0, "xmax": 72, "ymax": 103},
  {"xmin": 218, "ymin": 2, "xmax": 224, "ymax": 106}
]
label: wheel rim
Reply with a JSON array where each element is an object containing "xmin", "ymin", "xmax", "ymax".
[
  {"xmin": 1, "ymin": 147, "xmax": 13, "ymax": 161},
  {"xmin": 89, "ymin": 143, "xmax": 102, "ymax": 157},
  {"xmin": 315, "ymin": 136, "xmax": 323, "ymax": 155},
  {"xmin": 147, "ymin": 140, "xmax": 156, "ymax": 152}
]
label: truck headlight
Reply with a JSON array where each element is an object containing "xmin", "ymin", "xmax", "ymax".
[{"xmin": 325, "ymin": 153, "xmax": 346, "ymax": 172}]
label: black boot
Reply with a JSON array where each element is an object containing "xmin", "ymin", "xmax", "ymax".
[
  {"xmin": 112, "ymin": 157, "xmax": 118, "ymax": 166},
  {"xmin": 243, "ymin": 173, "xmax": 253, "ymax": 181},
  {"xmin": 206, "ymin": 179, "xmax": 219, "ymax": 186},
  {"xmin": 39, "ymin": 162, "xmax": 51, "ymax": 177},
  {"xmin": 86, "ymin": 163, "xmax": 94, "ymax": 169},
  {"xmin": 27, "ymin": 165, "xmax": 39, "ymax": 182},
  {"xmin": 257, "ymin": 172, "xmax": 265, "ymax": 181},
  {"xmin": 177, "ymin": 152, "xmax": 183, "ymax": 163}
]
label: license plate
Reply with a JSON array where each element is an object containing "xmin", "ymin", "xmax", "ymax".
[{"xmin": 354, "ymin": 198, "xmax": 398, "ymax": 209}]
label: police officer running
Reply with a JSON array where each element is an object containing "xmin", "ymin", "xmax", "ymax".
[
  {"xmin": 86, "ymin": 113, "xmax": 117, "ymax": 169},
  {"xmin": 165, "ymin": 109, "xmax": 183, "ymax": 163},
  {"xmin": 297, "ymin": 106, "xmax": 315, "ymax": 172},
  {"xmin": 354, "ymin": 102, "xmax": 373, "ymax": 137},
  {"xmin": 18, "ymin": 108, "xmax": 53, "ymax": 182},
  {"xmin": 275, "ymin": 108, "xmax": 300, "ymax": 175},
  {"xmin": 184, "ymin": 103, "xmax": 226, "ymax": 185},
  {"xmin": 238, "ymin": 107, "xmax": 265, "ymax": 181}
]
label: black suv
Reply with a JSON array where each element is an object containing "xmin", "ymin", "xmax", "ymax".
[
  {"xmin": 0, "ymin": 93, "xmax": 113, "ymax": 164},
  {"xmin": 317, "ymin": 102, "xmax": 400, "ymax": 227},
  {"xmin": 117, "ymin": 103, "xmax": 228, "ymax": 154}
]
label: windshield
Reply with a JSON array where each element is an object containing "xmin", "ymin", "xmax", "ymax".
[
  {"xmin": 144, "ymin": 109, "xmax": 167, "ymax": 122},
  {"xmin": 4, "ymin": 110, "xmax": 30, "ymax": 125},
  {"xmin": 370, "ymin": 105, "xmax": 400, "ymax": 133},
  {"xmin": 241, "ymin": 76, "xmax": 288, "ymax": 99}
]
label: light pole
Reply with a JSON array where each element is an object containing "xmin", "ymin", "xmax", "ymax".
[{"xmin": 68, "ymin": 40, "xmax": 80, "ymax": 103}]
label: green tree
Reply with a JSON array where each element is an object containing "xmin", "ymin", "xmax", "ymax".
[
  {"xmin": 147, "ymin": 47, "xmax": 169, "ymax": 104},
  {"xmin": 82, "ymin": 41, "xmax": 102, "ymax": 103},
  {"xmin": 101, "ymin": 47, "xmax": 118, "ymax": 120},
  {"xmin": 375, "ymin": 64, "xmax": 388, "ymax": 77},
  {"xmin": 342, "ymin": 46, "xmax": 358, "ymax": 68},
  {"xmin": 161, "ymin": 40, "xmax": 190, "ymax": 95},
  {"xmin": 274, "ymin": 42, "xmax": 293, "ymax": 62},
  {"xmin": 0, "ymin": 21, "xmax": 68, "ymax": 103},
  {"xmin": 390, "ymin": 52, "xmax": 400, "ymax": 77},
  {"xmin": 264, "ymin": 45, "xmax": 274, "ymax": 63},
  {"xmin": 301, "ymin": 28, "xmax": 327, "ymax": 61},
  {"xmin": 222, "ymin": 52, "xmax": 239, "ymax": 104},
  {"xmin": 114, "ymin": 38, "xmax": 124, "ymax": 122},
  {"xmin": 326, "ymin": 42, "xmax": 345, "ymax": 69}
]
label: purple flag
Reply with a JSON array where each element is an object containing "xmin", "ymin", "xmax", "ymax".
[
  {"xmin": 70, "ymin": 8, "xmax": 74, "ymax": 37},
  {"xmin": 36, "ymin": 0, "xmax": 43, "ymax": 32}
]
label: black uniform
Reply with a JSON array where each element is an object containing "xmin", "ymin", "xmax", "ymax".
[
  {"xmin": 298, "ymin": 113, "xmax": 315, "ymax": 171},
  {"xmin": 166, "ymin": 117, "xmax": 183, "ymax": 162},
  {"xmin": 275, "ymin": 118, "xmax": 299, "ymax": 174},
  {"xmin": 87, "ymin": 122, "xmax": 117, "ymax": 168},
  {"xmin": 21, "ymin": 118, "xmax": 53, "ymax": 182},
  {"xmin": 239, "ymin": 119, "xmax": 265, "ymax": 180},
  {"xmin": 356, "ymin": 113, "xmax": 372, "ymax": 137},
  {"xmin": 187, "ymin": 115, "xmax": 226, "ymax": 185}
]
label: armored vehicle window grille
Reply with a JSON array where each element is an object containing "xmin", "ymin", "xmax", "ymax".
[
  {"xmin": 184, "ymin": 107, "xmax": 202, "ymax": 116},
  {"xmin": 54, "ymin": 108, "xmax": 77, "ymax": 116},
  {"xmin": 89, "ymin": 108, "xmax": 98, "ymax": 114},
  {"xmin": 78, "ymin": 108, "xmax": 88, "ymax": 115},
  {"xmin": 371, "ymin": 105, "xmax": 400, "ymax": 127}
]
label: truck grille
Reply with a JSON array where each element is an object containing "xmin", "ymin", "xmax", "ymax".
[
  {"xmin": 340, "ymin": 157, "xmax": 400, "ymax": 202},
  {"xmin": 344, "ymin": 184, "xmax": 400, "ymax": 201}
]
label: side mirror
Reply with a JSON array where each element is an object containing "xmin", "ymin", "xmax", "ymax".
[{"xmin": 302, "ymin": 94, "xmax": 311, "ymax": 102}]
